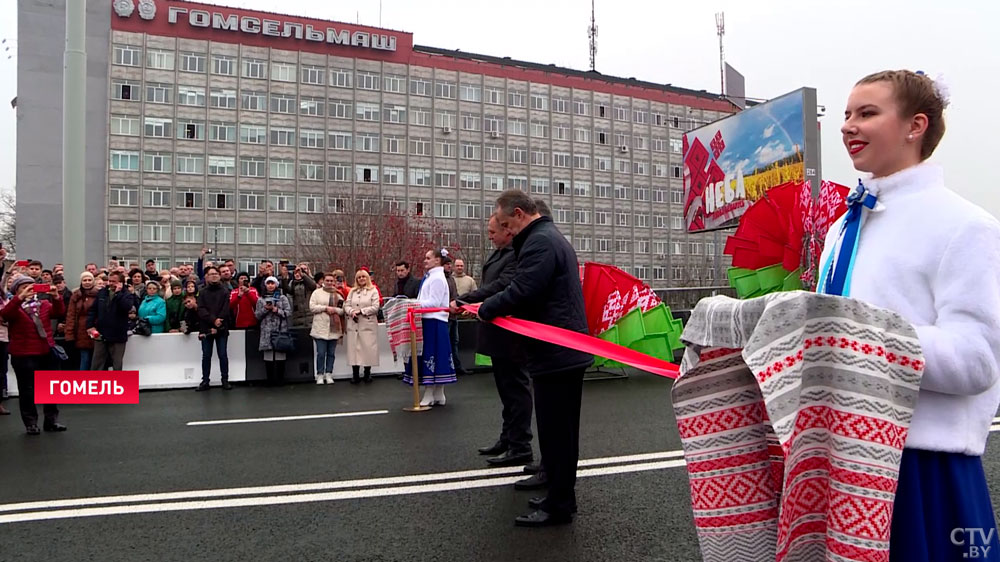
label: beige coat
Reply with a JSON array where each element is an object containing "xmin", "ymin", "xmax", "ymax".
[
  {"xmin": 343, "ymin": 285, "xmax": 380, "ymax": 366},
  {"xmin": 309, "ymin": 288, "xmax": 344, "ymax": 340}
]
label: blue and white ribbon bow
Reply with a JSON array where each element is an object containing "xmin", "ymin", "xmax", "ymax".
[{"xmin": 820, "ymin": 179, "xmax": 878, "ymax": 296}]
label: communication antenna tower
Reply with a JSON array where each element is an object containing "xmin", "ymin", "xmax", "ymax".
[
  {"xmin": 715, "ymin": 12, "xmax": 725, "ymax": 94},
  {"xmin": 588, "ymin": 0, "xmax": 598, "ymax": 71}
]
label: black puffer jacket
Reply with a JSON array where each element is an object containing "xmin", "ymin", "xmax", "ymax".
[
  {"xmin": 460, "ymin": 245, "xmax": 521, "ymax": 358},
  {"xmin": 86, "ymin": 288, "xmax": 137, "ymax": 344},
  {"xmin": 197, "ymin": 282, "xmax": 232, "ymax": 335},
  {"xmin": 479, "ymin": 216, "xmax": 592, "ymax": 374}
]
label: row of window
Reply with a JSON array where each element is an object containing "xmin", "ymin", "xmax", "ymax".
[
  {"xmin": 109, "ymin": 148, "xmax": 686, "ymax": 180},
  {"xmin": 113, "ymin": 45, "xmax": 705, "ymax": 127},
  {"xmin": 111, "ymin": 83, "xmax": 690, "ymax": 147}
]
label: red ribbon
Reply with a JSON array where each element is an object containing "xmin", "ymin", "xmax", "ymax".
[{"xmin": 405, "ymin": 304, "xmax": 679, "ymax": 379}]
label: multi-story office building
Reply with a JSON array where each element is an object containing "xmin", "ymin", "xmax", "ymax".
[{"xmin": 17, "ymin": 0, "xmax": 735, "ymax": 283}]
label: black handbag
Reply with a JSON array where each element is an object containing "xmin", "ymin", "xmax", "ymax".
[
  {"xmin": 270, "ymin": 315, "xmax": 295, "ymax": 353},
  {"xmin": 133, "ymin": 318, "xmax": 152, "ymax": 337}
]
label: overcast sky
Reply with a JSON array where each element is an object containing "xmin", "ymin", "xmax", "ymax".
[{"xmin": 2, "ymin": 0, "xmax": 998, "ymax": 216}]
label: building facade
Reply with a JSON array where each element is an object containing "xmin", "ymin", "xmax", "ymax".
[{"xmin": 18, "ymin": 0, "xmax": 735, "ymax": 284}]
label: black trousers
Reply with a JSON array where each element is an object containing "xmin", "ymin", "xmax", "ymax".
[
  {"xmin": 10, "ymin": 353, "xmax": 59, "ymax": 428},
  {"xmin": 532, "ymin": 367, "xmax": 585, "ymax": 516},
  {"xmin": 490, "ymin": 356, "xmax": 533, "ymax": 452}
]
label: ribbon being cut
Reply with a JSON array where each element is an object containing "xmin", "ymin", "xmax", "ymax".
[{"xmin": 673, "ymin": 291, "xmax": 924, "ymax": 562}]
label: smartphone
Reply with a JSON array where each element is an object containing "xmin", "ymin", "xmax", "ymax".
[
  {"xmin": 33, "ymin": 283, "xmax": 51, "ymax": 294},
  {"xmin": 455, "ymin": 299, "xmax": 469, "ymax": 307},
  {"xmin": 15, "ymin": 260, "xmax": 29, "ymax": 267}
]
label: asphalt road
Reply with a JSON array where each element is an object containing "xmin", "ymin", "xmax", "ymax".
[{"xmin": 2, "ymin": 370, "xmax": 1000, "ymax": 562}]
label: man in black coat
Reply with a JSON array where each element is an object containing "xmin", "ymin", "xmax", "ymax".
[
  {"xmin": 87, "ymin": 271, "xmax": 137, "ymax": 371},
  {"xmin": 196, "ymin": 266, "xmax": 233, "ymax": 391},
  {"xmin": 479, "ymin": 189, "xmax": 592, "ymax": 528},
  {"xmin": 393, "ymin": 261, "xmax": 421, "ymax": 298},
  {"xmin": 454, "ymin": 214, "xmax": 533, "ymax": 467}
]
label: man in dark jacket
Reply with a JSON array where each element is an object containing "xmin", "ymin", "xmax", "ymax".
[
  {"xmin": 87, "ymin": 271, "xmax": 138, "ymax": 371},
  {"xmin": 455, "ymin": 214, "xmax": 533, "ymax": 468},
  {"xmin": 196, "ymin": 266, "xmax": 233, "ymax": 391},
  {"xmin": 479, "ymin": 189, "xmax": 592, "ymax": 528},
  {"xmin": 393, "ymin": 261, "xmax": 420, "ymax": 298}
]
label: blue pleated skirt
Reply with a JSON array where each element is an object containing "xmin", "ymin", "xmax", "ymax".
[
  {"xmin": 890, "ymin": 448, "xmax": 999, "ymax": 561},
  {"xmin": 402, "ymin": 318, "xmax": 456, "ymax": 386}
]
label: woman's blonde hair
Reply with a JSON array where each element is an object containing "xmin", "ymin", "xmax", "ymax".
[
  {"xmin": 353, "ymin": 269, "xmax": 371, "ymax": 289},
  {"xmin": 856, "ymin": 70, "xmax": 946, "ymax": 161}
]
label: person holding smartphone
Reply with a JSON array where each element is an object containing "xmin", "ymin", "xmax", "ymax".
[
  {"xmin": 87, "ymin": 271, "xmax": 137, "ymax": 372},
  {"xmin": 228, "ymin": 272, "xmax": 259, "ymax": 330},
  {"xmin": 1, "ymin": 275, "xmax": 67, "ymax": 434}
]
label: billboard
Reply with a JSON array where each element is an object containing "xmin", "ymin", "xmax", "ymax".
[{"xmin": 683, "ymin": 87, "xmax": 819, "ymax": 232}]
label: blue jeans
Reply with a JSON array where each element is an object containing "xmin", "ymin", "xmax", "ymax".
[
  {"xmin": 79, "ymin": 348, "xmax": 92, "ymax": 371},
  {"xmin": 201, "ymin": 333, "xmax": 229, "ymax": 384},
  {"xmin": 314, "ymin": 338, "xmax": 337, "ymax": 374}
]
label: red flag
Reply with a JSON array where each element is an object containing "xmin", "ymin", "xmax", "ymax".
[{"xmin": 581, "ymin": 262, "xmax": 661, "ymax": 336}]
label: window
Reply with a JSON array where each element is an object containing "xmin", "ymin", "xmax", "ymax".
[
  {"xmin": 145, "ymin": 83, "xmax": 171, "ymax": 104},
  {"xmin": 485, "ymin": 174, "xmax": 504, "ymax": 191},
  {"xmin": 553, "ymin": 125, "xmax": 570, "ymax": 141},
  {"xmin": 177, "ymin": 120, "xmax": 205, "ymax": 141},
  {"xmin": 328, "ymin": 163, "xmax": 351, "ymax": 182},
  {"xmin": 329, "ymin": 131, "xmax": 352, "ymax": 150},
  {"xmin": 383, "ymin": 167, "xmax": 405, "ymax": 185},
  {"xmin": 240, "ymin": 157, "xmax": 266, "ymax": 178},
  {"xmin": 299, "ymin": 129, "xmax": 325, "ymax": 149},
  {"xmin": 618, "ymin": 159, "xmax": 631, "ymax": 174},
  {"xmin": 209, "ymin": 121, "xmax": 236, "ymax": 143},
  {"xmin": 108, "ymin": 221, "xmax": 138, "ymax": 242},
  {"xmin": 616, "ymin": 212, "xmax": 631, "ymax": 227},
  {"xmin": 615, "ymin": 105, "xmax": 629, "ymax": 121},
  {"xmin": 484, "ymin": 115, "xmax": 504, "ymax": 134},
  {"xmin": 176, "ymin": 189, "xmax": 204, "ymax": 209},
  {"xmin": 616, "ymin": 185, "xmax": 630, "ymax": 200},
  {"xmin": 176, "ymin": 154, "xmax": 204, "ymax": 175},
  {"xmin": 508, "ymin": 90, "xmax": 526, "ymax": 107},
  {"xmin": 530, "ymin": 120, "xmax": 549, "ymax": 139},
  {"xmin": 298, "ymin": 194, "xmax": 323, "ymax": 213},
  {"xmin": 409, "ymin": 78, "xmax": 431, "ymax": 96},
  {"xmin": 461, "ymin": 142, "xmax": 481, "ymax": 160},
  {"xmin": 270, "ymin": 94, "xmax": 296, "ymax": 114},
  {"xmin": 635, "ymin": 186, "xmax": 650, "ymax": 201},
  {"xmin": 208, "ymin": 155, "xmax": 235, "ymax": 176},
  {"xmin": 530, "ymin": 178, "xmax": 550, "ymax": 194},
  {"xmin": 530, "ymin": 94, "xmax": 549, "ymax": 111},
  {"xmin": 383, "ymin": 134, "xmax": 403, "ymax": 154},
  {"xmin": 242, "ymin": 58, "xmax": 266, "ymax": 79},
  {"xmin": 356, "ymin": 133, "xmax": 379, "ymax": 152},
  {"xmin": 409, "ymin": 168, "xmax": 431, "ymax": 187},
  {"xmin": 301, "ymin": 64, "xmax": 325, "ymax": 85},
  {"xmin": 383, "ymin": 74, "xmax": 405, "ymax": 93},
  {"xmin": 210, "ymin": 88, "xmax": 237, "ymax": 109},
  {"xmin": 268, "ymin": 192, "xmax": 294, "ymax": 212},
  {"xmin": 633, "ymin": 135, "xmax": 648, "ymax": 150},
  {"xmin": 269, "ymin": 127, "xmax": 295, "ymax": 147},
  {"xmin": 177, "ymin": 85, "xmax": 206, "ymax": 107},
  {"xmin": 670, "ymin": 138, "xmax": 683, "ymax": 154},
  {"xmin": 434, "ymin": 171, "xmax": 456, "ymax": 188},
  {"xmin": 485, "ymin": 144, "xmax": 504, "ymax": 162},
  {"xmin": 595, "ymin": 211, "xmax": 610, "ymax": 225},
  {"xmin": 460, "ymin": 83, "xmax": 481, "ymax": 102},
  {"xmin": 299, "ymin": 96, "xmax": 325, "ymax": 116},
  {"xmin": 634, "ymin": 109, "xmax": 649, "ymax": 124},
  {"xmin": 597, "ymin": 238, "xmax": 611, "ymax": 252},
  {"xmin": 329, "ymin": 98, "xmax": 352, "ymax": 119},
  {"xmin": 111, "ymin": 114, "xmax": 140, "ymax": 136},
  {"xmin": 555, "ymin": 180, "xmax": 568, "ymax": 195},
  {"xmin": 269, "ymin": 159, "xmax": 295, "ymax": 180},
  {"xmin": 212, "ymin": 54, "xmax": 235, "ymax": 76},
  {"xmin": 484, "ymin": 87, "xmax": 503, "ymax": 105},
  {"xmin": 239, "ymin": 225, "xmax": 265, "ymax": 245},
  {"xmin": 530, "ymin": 150, "xmax": 548, "ymax": 166},
  {"xmin": 180, "ymin": 52, "xmax": 206, "ymax": 73},
  {"xmin": 616, "ymin": 239, "xmax": 631, "ymax": 253},
  {"xmin": 573, "ymin": 100, "xmax": 590, "ymax": 116},
  {"xmin": 436, "ymin": 110, "xmax": 457, "ymax": 130},
  {"xmin": 240, "ymin": 124, "xmax": 266, "ymax": 144},
  {"xmin": 574, "ymin": 208, "xmax": 591, "ymax": 224},
  {"xmin": 636, "ymin": 213, "xmax": 650, "ymax": 228},
  {"xmin": 268, "ymin": 226, "xmax": 295, "ymax": 245},
  {"xmin": 672, "ymin": 165, "xmax": 682, "ymax": 178},
  {"xmin": 356, "ymin": 165, "xmax": 379, "ymax": 183},
  {"xmin": 239, "ymin": 191, "xmax": 264, "ymax": 211},
  {"xmin": 435, "ymin": 81, "xmax": 456, "ymax": 99},
  {"xmin": 270, "ymin": 61, "xmax": 296, "ymax": 82},
  {"xmin": 574, "ymin": 181, "xmax": 591, "ymax": 197},
  {"xmin": 653, "ymin": 164, "xmax": 668, "ymax": 178},
  {"xmin": 461, "ymin": 201, "xmax": 481, "ymax": 219},
  {"xmin": 330, "ymin": 67, "xmax": 352, "ymax": 88},
  {"xmin": 672, "ymin": 216, "xmax": 684, "ymax": 230},
  {"xmin": 410, "ymin": 107, "xmax": 431, "ymax": 127},
  {"xmin": 143, "ymin": 152, "xmax": 172, "ymax": 173},
  {"xmin": 507, "ymin": 118, "xmax": 527, "ymax": 136},
  {"xmin": 460, "ymin": 113, "xmax": 481, "ymax": 131},
  {"xmin": 552, "ymin": 152, "xmax": 571, "ymax": 168},
  {"xmin": 409, "ymin": 137, "xmax": 431, "ymax": 156},
  {"xmin": 460, "ymin": 172, "xmax": 481, "ymax": 190},
  {"xmin": 299, "ymin": 161, "xmax": 325, "ymax": 181},
  {"xmin": 652, "ymin": 137, "xmax": 668, "ymax": 153},
  {"xmin": 434, "ymin": 201, "xmax": 456, "ymax": 218},
  {"xmin": 573, "ymin": 154, "xmax": 591, "ymax": 170},
  {"xmin": 436, "ymin": 141, "xmax": 456, "ymax": 158},
  {"xmin": 596, "ymin": 156, "xmax": 611, "ymax": 171},
  {"xmin": 113, "ymin": 44, "xmax": 141, "ymax": 66},
  {"xmin": 109, "ymin": 185, "xmax": 138, "ymax": 207},
  {"xmin": 110, "ymin": 150, "xmax": 139, "ymax": 171},
  {"xmin": 551, "ymin": 97, "xmax": 569, "ymax": 113},
  {"xmin": 553, "ymin": 208, "xmax": 571, "ymax": 224},
  {"xmin": 143, "ymin": 187, "xmax": 171, "ymax": 208},
  {"xmin": 355, "ymin": 101, "xmax": 380, "ymax": 121},
  {"xmin": 112, "ymin": 79, "xmax": 138, "ymax": 101},
  {"xmin": 508, "ymin": 146, "xmax": 527, "ymax": 164},
  {"xmin": 633, "ymin": 161, "xmax": 649, "ymax": 175},
  {"xmin": 672, "ymin": 116, "xmax": 681, "ymax": 128},
  {"xmin": 596, "ymin": 183, "xmax": 612, "ymax": 198},
  {"xmin": 672, "ymin": 266, "xmax": 684, "ymax": 281},
  {"xmin": 241, "ymin": 90, "xmax": 266, "ymax": 111},
  {"xmin": 575, "ymin": 236, "xmax": 593, "ymax": 252},
  {"xmin": 383, "ymin": 104, "xmax": 407, "ymax": 124},
  {"xmin": 574, "ymin": 127, "xmax": 592, "ymax": 143},
  {"xmin": 207, "ymin": 225, "xmax": 235, "ymax": 244}
]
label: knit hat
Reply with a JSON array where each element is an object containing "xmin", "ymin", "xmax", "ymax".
[
  {"xmin": 80, "ymin": 271, "xmax": 95, "ymax": 282},
  {"xmin": 10, "ymin": 274, "xmax": 33, "ymax": 295},
  {"xmin": 170, "ymin": 278, "xmax": 182, "ymax": 289},
  {"xmin": 145, "ymin": 280, "xmax": 161, "ymax": 291},
  {"xmin": 264, "ymin": 276, "xmax": 279, "ymax": 285}
]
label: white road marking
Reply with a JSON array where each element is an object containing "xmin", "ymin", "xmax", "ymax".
[
  {"xmin": 186, "ymin": 409, "xmax": 390, "ymax": 426},
  {"xmin": 0, "ymin": 459, "xmax": 686, "ymax": 525},
  {"xmin": 0, "ymin": 450, "xmax": 685, "ymax": 518}
]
